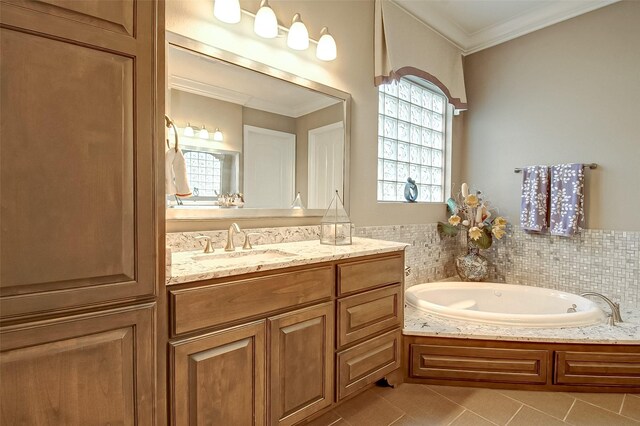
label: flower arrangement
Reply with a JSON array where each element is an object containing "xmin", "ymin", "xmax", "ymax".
[{"xmin": 438, "ymin": 183, "xmax": 508, "ymax": 249}]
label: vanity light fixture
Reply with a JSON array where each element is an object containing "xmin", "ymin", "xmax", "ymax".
[
  {"xmin": 214, "ymin": 0, "xmax": 241, "ymax": 24},
  {"xmin": 183, "ymin": 123, "xmax": 195, "ymax": 138},
  {"xmin": 254, "ymin": 0, "xmax": 278, "ymax": 39},
  {"xmin": 287, "ymin": 13, "xmax": 309, "ymax": 51},
  {"xmin": 213, "ymin": 128, "xmax": 224, "ymax": 142},
  {"xmin": 198, "ymin": 125, "xmax": 210, "ymax": 140},
  {"xmin": 316, "ymin": 27, "xmax": 337, "ymax": 61}
]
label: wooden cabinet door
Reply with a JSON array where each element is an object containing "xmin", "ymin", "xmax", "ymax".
[
  {"xmin": 0, "ymin": 0, "xmax": 162, "ymax": 319},
  {"xmin": 171, "ymin": 321, "xmax": 266, "ymax": 426},
  {"xmin": 0, "ymin": 303, "xmax": 156, "ymax": 425},
  {"xmin": 268, "ymin": 302, "xmax": 334, "ymax": 426}
]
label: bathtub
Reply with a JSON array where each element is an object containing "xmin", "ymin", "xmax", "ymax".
[{"xmin": 405, "ymin": 282, "xmax": 606, "ymax": 328}]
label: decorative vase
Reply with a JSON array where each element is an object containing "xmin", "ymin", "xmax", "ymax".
[{"xmin": 455, "ymin": 243, "xmax": 489, "ymax": 282}]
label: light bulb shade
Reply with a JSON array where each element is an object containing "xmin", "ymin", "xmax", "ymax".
[
  {"xmin": 213, "ymin": 128, "xmax": 223, "ymax": 141},
  {"xmin": 214, "ymin": 0, "xmax": 241, "ymax": 24},
  {"xmin": 287, "ymin": 14, "xmax": 309, "ymax": 50},
  {"xmin": 199, "ymin": 125, "xmax": 209, "ymax": 139},
  {"xmin": 316, "ymin": 27, "xmax": 337, "ymax": 61},
  {"xmin": 183, "ymin": 124, "xmax": 195, "ymax": 137},
  {"xmin": 254, "ymin": 0, "xmax": 278, "ymax": 38}
]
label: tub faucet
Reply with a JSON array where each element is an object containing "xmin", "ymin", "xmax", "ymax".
[
  {"xmin": 580, "ymin": 292, "xmax": 623, "ymax": 325},
  {"xmin": 225, "ymin": 223, "xmax": 241, "ymax": 252}
]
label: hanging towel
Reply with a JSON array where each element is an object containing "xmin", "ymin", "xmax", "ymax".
[
  {"xmin": 520, "ymin": 165, "xmax": 550, "ymax": 232},
  {"xmin": 550, "ymin": 163, "xmax": 585, "ymax": 236},
  {"xmin": 165, "ymin": 147, "xmax": 192, "ymax": 197}
]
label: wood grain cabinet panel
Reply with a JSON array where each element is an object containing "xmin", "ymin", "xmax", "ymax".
[
  {"xmin": 171, "ymin": 321, "xmax": 266, "ymax": 426},
  {"xmin": 0, "ymin": 0, "xmax": 158, "ymax": 319},
  {"xmin": 269, "ymin": 302, "xmax": 334, "ymax": 426},
  {"xmin": 337, "ymin": 329, "xmax": 402, "ymax": 400},
  {"xmin": 338, "ymin": 254, "xmax": 403, "ymax": 295},
  {"xmin": 171, "ymin": 266, "xmax": 333, "ymax": 336},
  {"xmin": 555, "ymin": 351, "xmax": 640, "ymax": 387},
  {"xmin": 0, "ymin": 303, "xmax": 155, "ymax": 425},
  {"xmin": 410, "ymin": 344, "xmax": 549, "ymax": 385},
  {"xmin": 337, "ymin": 284, "xmax": 402, "ymax": 348}
]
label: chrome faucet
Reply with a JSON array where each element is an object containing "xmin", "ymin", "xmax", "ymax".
[
  {"xmin": 225, "ymin": 223, "xmax": 241, "ymax": 252},
  {"xmin": 580, "ymin": 292, "xmax": 623, "ymax": 325}
]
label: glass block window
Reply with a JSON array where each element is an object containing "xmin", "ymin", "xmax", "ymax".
[
  {"xmin": 183, "ymin": 150, "xmax": 222, "ymax": 196},
  {"xmin": 377, "ymin": 77, "xmax": 446, "ymax": 203}
]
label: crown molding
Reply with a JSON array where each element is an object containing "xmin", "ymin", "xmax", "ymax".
[
  {"xmin": 464, "ymin": 0, "xmax": 619, "ymax": 54},
  {"xmin": 392, "ymin": 0, "xmax": 619, "ymax": 55}
]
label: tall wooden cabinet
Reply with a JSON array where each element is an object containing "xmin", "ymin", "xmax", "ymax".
[{"xmin": 0, "ymin": 0, "xmax": 164, "ymax": 423}]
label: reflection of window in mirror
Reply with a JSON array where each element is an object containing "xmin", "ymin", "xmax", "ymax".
[{"xmin": 377, "ymin": 76, "xmax": 451, "ymax": 203}]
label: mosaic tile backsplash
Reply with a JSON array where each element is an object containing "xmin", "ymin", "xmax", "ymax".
[
  {"xmin": 166, "ymin": 223, "xmax": 639, "ymax": 307},
  {"xmin": 483, "ymin": 226, "xmax": 639, "ymax": 307}
]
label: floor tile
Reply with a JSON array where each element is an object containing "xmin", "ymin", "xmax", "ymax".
[
  {"xmin": 305, "ymin": 410, "xmax": 344, "ymax": 426},
  {"xmin": 333, "ymin": 389, "xmax": 404, "ymax": 426},
  {"xmin": 621, "ymin": 395, "xmax": 640, "ymax": 422},
  {"xmin": 377, "ymin": 383, "xmax": 465, "ymax": 425},
  {"xmin": 565, "ymin": 400, "xmax": 638, "ymax": 426},
  {"xmin": 450, "ymin": 410, "xmax": 496, "ymax": 426},
  {"xmin": 568, "ymin": 392, "xmax": 625, "ymax": 413},
  {"xmin": 499, "ymin": 389, "xmax": 575, "ymax": 420},
  {"xmin": 429, "ymin": 385, "xmax": 521, "ymax": 425},
  {"xmin": 389, "ymin": 414, "xmax": 426, "ymax": 426},
  {"xmin": 506, "ymin": 406, "xmax": 565, "ymax": 426}
]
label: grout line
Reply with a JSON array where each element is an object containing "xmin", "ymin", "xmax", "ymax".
[
  {"xmin": 388, "ymin": 412, "xmax": 407, "ymax": 426},
  {"xmin": 563, "ymin": 398, "xmax": 577, "ymax": 422},
  {"xmin": 446, "ymin": 409, "xmax": 467, "ymax": 426},
  {"xmin": 620, "ymin": 394, "xmax": 626, "ymax": 415},
  {"xmin": 427, "ymin": 386, "xmax": 499, "ymax": 425},
  {"xmin": 505, "ymin": 405, "xmax": 523, "ymax": 426}
]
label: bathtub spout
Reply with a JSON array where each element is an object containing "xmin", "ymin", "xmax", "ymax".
[{"xmin": 580, "ymin": 292, "xmax": 623, "ymax": 325}]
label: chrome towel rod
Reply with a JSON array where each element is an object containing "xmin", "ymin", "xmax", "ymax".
[{"xmin": 514, "ymin": 163, "xmax": 597, "ymax": 173}]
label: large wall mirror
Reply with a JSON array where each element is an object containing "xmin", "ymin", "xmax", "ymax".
[{"xmin": 166, "ymin": 33, "xmax": 351, "ymax": 220}]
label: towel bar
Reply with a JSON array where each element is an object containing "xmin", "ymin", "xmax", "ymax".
[{"xmin": 514, "ymin": 163, "xmax": 597, "ymax": 173}]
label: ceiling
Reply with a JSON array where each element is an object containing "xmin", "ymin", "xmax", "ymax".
[
  {"xmin": 168, "ymin": 45, "xmax": 340, "ymax": 118},
  {"xmin": 393, "ymin": 0, "xmax": 619, "ymax": 54}
]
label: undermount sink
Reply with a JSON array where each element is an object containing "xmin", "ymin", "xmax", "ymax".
[{"xmin": 191, "ymin": 249, "xmax": 299, "ymax": 267}]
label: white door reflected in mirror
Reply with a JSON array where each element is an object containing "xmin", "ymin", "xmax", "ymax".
[{"xmin": 308, "ymin": 122, "xmax": 344, "ymax": 209}]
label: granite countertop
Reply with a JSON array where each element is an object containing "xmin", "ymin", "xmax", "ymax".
[
  {"xmin": 404, "ymin": 304, "xmax": 640, "ymax": 344},
  {"xmin": 167, "ymin": 237, "xmax": 408, "ymax": 285}
]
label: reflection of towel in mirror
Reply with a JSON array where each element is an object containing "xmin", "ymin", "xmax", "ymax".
[{"xmin": 165, "ymin": 147, "xmax": 192, "ymax": 197}]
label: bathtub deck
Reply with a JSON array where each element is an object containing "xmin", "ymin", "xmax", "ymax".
[{"xmin": 403, "ymin": 304, "xmax": 640, "ymax": 344}]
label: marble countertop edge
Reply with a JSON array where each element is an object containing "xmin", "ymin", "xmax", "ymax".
[{"xmin": 167, "ymin": 237, "xmax": 408, "ymax": 285}]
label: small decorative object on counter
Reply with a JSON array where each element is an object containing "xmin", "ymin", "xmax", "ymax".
[
  {"xmin": 437, "ymin": 183, "xmax": 509, "ymax": 281},
  {"xmin": 404, "ymin": 177, "xmax": 418, "ymax": 202},
  {"xmin": 320, "ymin": 190, "xmax": 352, "ymax": 245},
  {"xmin": 290, "ymin": 192, "xmax": 305, "ymax": 209}
]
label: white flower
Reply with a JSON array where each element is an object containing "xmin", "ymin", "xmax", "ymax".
[
  {"xmin": 465, "ymin": 194, "xmax": 479, "ymax": 208},
  {"xmin": 469, "ymin": 227, "xmax": 482, "ymax": 240},
  {"xmin": 492, "ymin": 226, "xmax": 506, "ymax": 240},
  {"xmin": 448, "ymin": 215, "xmax": 461, "ymax": 226}
]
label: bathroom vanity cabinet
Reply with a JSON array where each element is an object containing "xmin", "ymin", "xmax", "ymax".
[{"xmin": 168, "ymin": 250, "xmax": 405, "ymax": 425}]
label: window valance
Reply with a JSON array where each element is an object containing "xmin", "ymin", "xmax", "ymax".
[{"xmin": 375, "ymin": 0, "xmax": 468, "ymax": 110}]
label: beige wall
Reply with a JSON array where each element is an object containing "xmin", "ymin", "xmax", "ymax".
[
  {"xmin": 166, "ymin": 0, "xmax": 463, "ymax": 230},
  {"xmin": 463, "ymin": 1, "xmax": 640, "ymax": 231}
]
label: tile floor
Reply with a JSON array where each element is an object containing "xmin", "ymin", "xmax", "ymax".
[{"xmin": 308, "ymin": 384, "xmax": 640, "ymax": 426}]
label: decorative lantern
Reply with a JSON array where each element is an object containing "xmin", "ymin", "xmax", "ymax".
[{"xmin": 320, "ymin": 190, "xmax": 352, "ymax": 245}]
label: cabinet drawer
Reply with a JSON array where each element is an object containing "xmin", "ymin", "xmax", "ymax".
[
  {"xmin": 337, "ymin": 329, "xmax": 401, "ymax": 400},
  {"xmin": 170, "ymin": 266, "xmax": 333, "ymax": 335},
  {"xmin": 410, "ymin": 344, "xmax": 549, "ymax": 385},
  {"xmin": 337, "ymin": 284, "xmax": 402, "ymax": 348},
  {"xmin": 555, "ymin": 351, "xmax": 640, "ymax": 387},
  {"xmin": 338, "ymin": 254, "xmax": 403, "ymax": 296}
]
